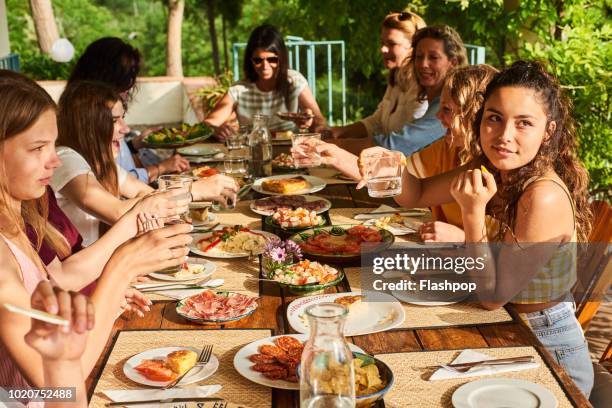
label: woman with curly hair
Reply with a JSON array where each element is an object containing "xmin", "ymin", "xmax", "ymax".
[{"xmin": 358, "ymin": 60, "xmax": 594, "ymax": 396}]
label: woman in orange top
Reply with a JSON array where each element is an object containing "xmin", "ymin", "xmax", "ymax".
[{"xmin": 406, "ymin": 64, "xmax": 497, "ymax": 242}]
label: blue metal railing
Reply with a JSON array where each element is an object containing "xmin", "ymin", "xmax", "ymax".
[
  {"xmin": 232, "ymin": 36, "xmax": 346, "ymax": 126},
  {"xmin": 0, "ymin": 53, "xmax": 20, "ymax": 71},
  {"xmin": 465, "ymin": 44, "xmax": 486, "ymax": 65}
]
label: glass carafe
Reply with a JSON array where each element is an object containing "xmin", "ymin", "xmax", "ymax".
[
  {"xmin": 300, "ymin": 303, "xmax": 355, "ymax": 408},
  {"xmin": 247, "ymin": 113, "xmax": 272, "ymax": 178}
]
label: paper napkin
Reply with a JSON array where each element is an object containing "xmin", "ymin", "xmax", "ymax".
[
  {"xmin": 429, "ymin": 349, "xmax": 539, "ymax": 381},
  {"xmin": 102, "ymin": 384, "xmax": 222, "ymax": 406}
]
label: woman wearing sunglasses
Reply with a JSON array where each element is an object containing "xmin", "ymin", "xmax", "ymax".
[
  {"xmin": 318, "ymin": 11, "xmax": 427, "ymax": 153},
  {"xmin": 204, "ymin": 24, "xmax": 325, "ymax": 141}
]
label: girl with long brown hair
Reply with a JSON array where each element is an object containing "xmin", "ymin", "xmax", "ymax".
[
  {"xmin": 0, "ymin": 72, "xmax": 193, "ymax": 398},
  {"xmin": 52, "ymin": 80, "xmax": 240, "ymax": 247},
  {"xmin": 358, "ymin": 61, "xmax": 594, "ymax": 396}
]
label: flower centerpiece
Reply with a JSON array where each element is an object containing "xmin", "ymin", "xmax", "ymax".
[{"xmin": 262, "ymin": 239, "xmax": 303, "ymax": 277}]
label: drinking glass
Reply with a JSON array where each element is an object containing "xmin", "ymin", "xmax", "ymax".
[
  {"xmin": 363, "ymin": 153, "xmax": 402, "ymax": 198},
  {"xmin": 157, "ymin": 174, "xmax": 193, "ymax": 274},
  {"xmin": 223, "ymin": 154, "xmax": 247, "ymax": 175},
  {"xmin": 291, "ymin": 132, "xmax": 321, "ymax": 168},
  {"xmin": 226, "ymin": 125, "xmax": 249, "ymax": 151},
  {"xmin": 157, "ymin": 174, "xmax": 193, "ymax": 224},
  {"xmin": 299, "ymin": 302, "xmax": 355, "ymax": 408}
]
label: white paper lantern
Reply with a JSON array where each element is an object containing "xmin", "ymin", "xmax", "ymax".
[{"xmin": 50, "ymin": 38, "xmax": 75, "ymax": 63}]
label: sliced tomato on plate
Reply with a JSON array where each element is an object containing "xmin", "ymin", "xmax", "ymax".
[{"xmin": 134, "ymin": 359, "xmax": 177, "ymax": 382}]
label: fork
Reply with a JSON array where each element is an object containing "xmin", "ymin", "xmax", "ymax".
[{"xmin": 163, "ymin": 344, "xmax": 214, "ymax": 389}]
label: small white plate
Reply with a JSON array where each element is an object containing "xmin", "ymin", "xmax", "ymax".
[
  {"xmin": 148, "ymin": 259, "xmax": 216, "ymax": 282},
  {"xmin": 452, "ymin": 377, "xmax": 558, "ymax": 408},
  {"xmin": 363, "ymin": 217, "xmax": 419, "ymax": 236},
  {"xmin": 249, "ymin": 194, "xmax": 332, "ymax": 216},
  {"xmin": 190, "ymin": 227, "xmax": 279, "ymax": 258},
  {"xmin": 123, "ymin": 346, "xmax": 219, "ymax": 388},
  {"xmin": 233, "ymin": 334, "xmax": 364, "ymax": 390},
  {"xmin": 177, "ymin": 146, "xmax": 222, "ymax": 156},
  {"xmin": 252, "ymin": 175, "xmax": 327, "ymax": 196},
  {"xmin": 189, "ymin": 211, "xmax": 216, "ymax": 227},
  {"xmin": 287, "ymin": 291, "xmax": 405, "ymax": 336}
]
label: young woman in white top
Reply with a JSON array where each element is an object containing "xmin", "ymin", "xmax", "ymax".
[
  {"xmin": 52, "ymin": 80, "xmax": 238, "ymax": 246},
  {"xmin": 204, "ymin": 24, "xmax": 326, "ymax": 140},
  {"xmin": 320, "ymin": 10, "xmax": 427, "ymax": 147}
]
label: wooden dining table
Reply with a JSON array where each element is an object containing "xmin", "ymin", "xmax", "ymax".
[{"xmin": 87, "ymin": 148, "xmax": 592, "ymax": 407}]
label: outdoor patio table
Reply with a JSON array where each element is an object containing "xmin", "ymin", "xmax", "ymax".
[{"xmin": 86, "ymin": 177, "xmax": 592, "ymax": 407}]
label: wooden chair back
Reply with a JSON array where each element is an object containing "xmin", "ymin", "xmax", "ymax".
[{"xmin": 574, "ymin": 200, "xmax": 612, "ymax": 330}]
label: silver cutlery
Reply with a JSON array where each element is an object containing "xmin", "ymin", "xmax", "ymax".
[
  {"xmin": 105, "ymin": 397, "xmax": 224, "ymax": 406},
  {"xmin": 431, "ymin": 355, "xmax": 535, "ymax": 373},
  {"xmin": 163, "ymin": 344, "xmax": 214, "ymax": 389},
  {"xmin": 213, "ymin": 401, "xmax": 229, "ymax": 408},
  {"xmin": 192, "ymin": 222, "xmax": 220, "ymax": 234},
  {"xmin": 353, "ymin": 210, "xmax": 428, "ymax": 219},
  {"xmin": 137, "ymin": 279, "xmax": 224, "ymax": 293}
]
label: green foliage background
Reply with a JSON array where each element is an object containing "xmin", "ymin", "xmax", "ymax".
[{"xmin": 5, "ymin": 0, "xmax": 610, "ymax": 192}]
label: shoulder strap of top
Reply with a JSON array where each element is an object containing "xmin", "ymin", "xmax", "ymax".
[{"xmin": 522, "ymin": 176, "xmax": 577, "ymax": 236}]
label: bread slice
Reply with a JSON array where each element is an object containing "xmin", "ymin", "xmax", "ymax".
[
  {"xmin": 166, "ymin": 349, "xmax": 198, "ymax": 375},
  {"xmin": 334, "ymin": 295, "xmax": 363, "ymax": 310},
  {"xmin": 262, "ymin": 177, "xmax": 311, "ymax": 194}
]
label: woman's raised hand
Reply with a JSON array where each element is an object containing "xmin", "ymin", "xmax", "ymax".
[
  {"xmin": 24, "ymin": 281, "xmax": 95, "ymax": 362},
  {"xmin": 450, "ymin": 167, "xmax": 497, "ymax": 212},
  {"xmin": 111, "ymin": 222, "xmax": 193, "ymax": 279},
  {"xmin": 133, "ymin": 187, "xmax": 191, "ymax": 219},
  {"xmin": 192, "ymin": 174, "xmax": 239, "ymax": 204}
]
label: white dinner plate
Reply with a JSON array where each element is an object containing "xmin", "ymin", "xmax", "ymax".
[
  {"xmin": 249, "ymin": 194, "xmax": 332, "ymax": 216},
  {"xmin": 189, "ymin": 227, "xmax": 279, "ymax": 258},
  {"xmin": 252, "ymin": 175, "xmax": 327, "ymax": 196},
  {"xmin": 452, "ymin": 377, "xmax": 558, "ymax": 408},
  {"xmin": 233, "ymin": 334, "xmax": 365, "ymax": 390},
  {"xmin": 123, "ymin": 346, "xmax": 219, "ymax": 388},
  {"xmin": 177, "ymin": 146, "xmax": 222, "ymax": 156},
  {"xmin": 287, "ymin": 291, "xmax": 405, "ymax": 336},
  {"xmin": 148, "ymin": 258, "xmax": 216, "ymax": 282}
]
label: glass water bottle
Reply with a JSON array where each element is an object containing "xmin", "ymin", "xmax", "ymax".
[
  {"xmin": 299, "ymin": 303, "xmax": 355, "ymax": 408},
  {"xmin": 247, "ymin": 113, "xmax": 272, "ymax": 178}
]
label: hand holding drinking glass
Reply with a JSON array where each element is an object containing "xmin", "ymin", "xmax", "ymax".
[
  {"xmin": 291, "ymin": 132, "xmax": 322, "ymax": 168},
  {"xmin": 157, "ymin": 175, "xmax": 194, "ymax": 224},
  {"xmin": 192, "ymin": 174, "xmax": 239, "ymax": 208},
  {"xmin": 357, "ymin": 147, "xmax": 404, "ymax": 197}
]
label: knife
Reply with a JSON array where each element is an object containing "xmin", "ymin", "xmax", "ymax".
[
  {"xmin": 354, "ymin": 210, "xmax": 428, "ymax": 220},
  {"xmin": 105, "ymin": 397, "xmax": 224, "ymax": 406},
  {"xmin": 428, "ymin": 355, "xmax": 535, "ymax": 369}
]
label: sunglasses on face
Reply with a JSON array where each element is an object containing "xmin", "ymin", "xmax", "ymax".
[{"xmin": 252, "ymin": 56, "xmax": 279, "ymax": 66}]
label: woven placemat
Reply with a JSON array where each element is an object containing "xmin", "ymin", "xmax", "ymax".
[
  {"xmin": 212, "ymin": 200, "xmax": 261, "ymax": 230},
  {"xmin": 344, "ymin": 267, "xmax": 513, "ymax": 329},
  {"xmin": 145, "ymin": 257, "xmax": 261, "ymax": 302},
  {"xmin": 376, "ymin": 346, "xmax": 572, "ymax": 408},
  {"xmin": 307, "ymin": 166, "xmax": 357, "ymax": 185},
  {"xmin": 89, "ymin": 329, "xmax": 273, "ymax": 408}
]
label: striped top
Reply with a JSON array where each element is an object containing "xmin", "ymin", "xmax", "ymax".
[
  {"xmin": 228, "ymin": 69, "xmax": 308, "ymax": 131},
  {"xmin": 0, "ymin": 234, "xmax": 46, "ymax": 407}
]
